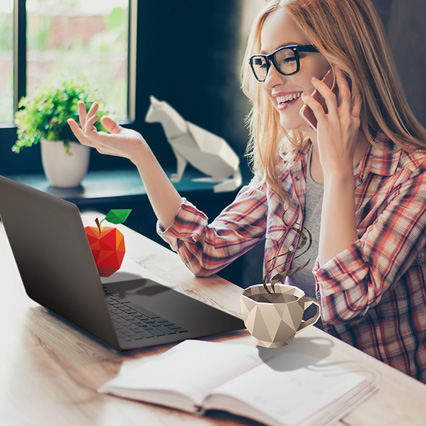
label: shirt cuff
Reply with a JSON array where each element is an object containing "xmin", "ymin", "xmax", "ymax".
[
  {"xmin": 156, "ymin": 198, "xmax": 208, "ymax": 251},
  {"xmin": 313, "ymin": 240, "xmax": 368, "ymax": 297}
]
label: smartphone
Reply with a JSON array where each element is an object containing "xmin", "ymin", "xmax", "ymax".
[{"xmin": 300, "ymin": 68, "xmax": 337, "ymax": 131}]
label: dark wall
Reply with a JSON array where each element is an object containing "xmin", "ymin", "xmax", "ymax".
[
  {"xmin": 133, "ymin": 0, "xmax": 263, "ymax": 180},
  {"xmin": 130, "ymin": 0, "xmax": 264, "ymax": 286},
  {"xmin": 372, "ymin": 0, "xmax": 426, "ymax": 128}
]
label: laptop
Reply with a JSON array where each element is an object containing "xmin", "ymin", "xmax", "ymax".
[{"xmin": 0, "ymin": 175, "xmax": 244, "ymax": 350}]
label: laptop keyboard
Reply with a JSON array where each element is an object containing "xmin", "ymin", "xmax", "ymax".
[{"xmin": 104, "ymin": 288, "xmax": 188, "ymax": 342}]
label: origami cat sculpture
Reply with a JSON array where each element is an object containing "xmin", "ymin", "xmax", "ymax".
[{"xmin": 145, "ymin": 96, "xmax": 242, "ymax": 193}]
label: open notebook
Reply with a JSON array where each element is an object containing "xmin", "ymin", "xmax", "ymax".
[{"xmin": 99, "ymin": 339, "xmax": 377, "ymax": 426}]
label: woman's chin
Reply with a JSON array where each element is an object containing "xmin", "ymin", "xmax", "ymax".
[{"xmin": 279, "ymin": 113, "xmax": 306, "ymax": 132}]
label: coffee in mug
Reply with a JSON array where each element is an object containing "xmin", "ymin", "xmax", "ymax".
[{"xmin": 241, "ymin": 284, "xmax": 321, "ymax": 348}]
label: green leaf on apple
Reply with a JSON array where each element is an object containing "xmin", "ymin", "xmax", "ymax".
[
  {"xmin": 94, "ymin": 209, "xmax": 132, "ymax": 233},
  {"xmin": 103, "ymin": 209, "xmax": 132, "ymax": 225}
]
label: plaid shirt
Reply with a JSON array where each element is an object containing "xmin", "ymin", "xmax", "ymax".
[{"xmin": 158, "ymin": 133, "xmax": 426, "ymax": 382}]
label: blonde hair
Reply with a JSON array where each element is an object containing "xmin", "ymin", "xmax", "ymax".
[{"xmin": 242, "ymin": 0, "xmax": 426, "ymax": 202}]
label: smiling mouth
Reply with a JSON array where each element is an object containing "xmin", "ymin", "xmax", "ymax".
[{"xmin": 276, "ymin": 92, "xmax": 302, "ymax": 107}]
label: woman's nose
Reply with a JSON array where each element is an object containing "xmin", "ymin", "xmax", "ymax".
[{"xmin": 264, "ymin": 62, "xmax": 286, "ymax": 89}]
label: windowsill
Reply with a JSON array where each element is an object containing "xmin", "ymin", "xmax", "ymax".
[{"xmin": 5, "ymin": 168, "xmax": 239, "ymax": 206}]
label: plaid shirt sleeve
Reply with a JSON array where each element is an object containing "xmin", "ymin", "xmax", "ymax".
[
  {"xmin": 157, "ymin": 174, "xmax": 268, "ymax": 277},
  {"xmin": 314, "ymin": 163, "xmax": 426, "ymax": 325}
]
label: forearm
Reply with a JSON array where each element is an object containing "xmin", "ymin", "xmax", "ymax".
[
  {"xmin": 131, "ymin": 143, "xmax": 182, "ymax": 229},
  {"xmin": 319, "ymin": 174, "xmax": 358, "ymax": 266},
  {"xmin": 68, "ymin": 105, "xmax": 182, "ymax": 227},
  {"xmin": 159, "ymin": 174, "xmax": 268, "ymax": 276},
  {"xmin": 315, "ymin": 169, "xmax": 426, "ymax": 324}
]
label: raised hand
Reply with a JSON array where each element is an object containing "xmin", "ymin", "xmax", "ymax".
[
  {"xmin": 67, "ymin": 101, "xmax": 145, "ymax": 162},
  {"xmin": 301, "ymin": 67, "xmax": 367, "ymax": 266},
  {"xmin": 301, "ymin": 66, "xmax": 363, "ymax": 180},
  {"xmin": 68, "ymin": 100, "xmax": 182, "ymax": 228}
]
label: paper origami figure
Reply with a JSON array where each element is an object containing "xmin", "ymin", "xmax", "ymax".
[
  {"xmin": 241, "ymin": 284, "xmax": 321, "ymax": 348},
  {"xmin": 146, "ymin": 96, "xmax": 242, "ymax": 193}
]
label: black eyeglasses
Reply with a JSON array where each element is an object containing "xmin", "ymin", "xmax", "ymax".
[{"xmin": 249, "ymin": 44, "xmax": 319, "ymax": 82}]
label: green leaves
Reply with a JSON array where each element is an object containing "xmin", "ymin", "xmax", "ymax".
[
  {"xmin": 13, "ymin": 73, "xmax": 110, "ymax": 153},
  {"xmin": 101, "ymin": 209, "xmax": 132, "ymax": 226}
]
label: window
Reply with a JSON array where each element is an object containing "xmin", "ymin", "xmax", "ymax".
[
  {"xmin": 2, "ymin": 0, "xmax": 135, "ymax": 126},
  {"xmin": 0, "ymin": 1, "xmax": 14, "ymax": 124}
]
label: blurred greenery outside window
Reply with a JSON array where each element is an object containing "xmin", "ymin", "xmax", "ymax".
[{"xmin": 0, "ymin": 0, "xmax": 130, "ymax": 125}]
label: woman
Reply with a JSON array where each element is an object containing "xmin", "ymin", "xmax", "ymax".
[{"xmin": 68, "ymin": 0, "xmax": 426, "ymax": 382}]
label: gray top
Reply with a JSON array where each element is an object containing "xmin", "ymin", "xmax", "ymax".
[{"xmin": 287, "ymin": 145, "xmax": 323, "ymax": 299}]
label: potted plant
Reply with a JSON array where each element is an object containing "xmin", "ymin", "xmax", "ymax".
[{"xmin": 13, "ymin": 73, "xmax": 110, "ymax": 188}]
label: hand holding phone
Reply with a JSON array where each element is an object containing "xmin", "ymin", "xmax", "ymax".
[{"xmin": 300, "ymin": 68, "xmax": 338, "ymax": 131}]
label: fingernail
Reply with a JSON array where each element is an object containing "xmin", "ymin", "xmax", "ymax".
[{"xmin": 311, "ymin": 76, "xmax": 318, "ymax": 82}]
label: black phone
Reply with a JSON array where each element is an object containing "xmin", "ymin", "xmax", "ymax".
[{"xmin": 299, "ymin": 68, "xmax": 337, "ymax": 131}]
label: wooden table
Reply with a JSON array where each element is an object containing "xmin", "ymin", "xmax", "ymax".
[{"xmin": 1, "ymin": 212, "xmax": 425, "ymax": 426}]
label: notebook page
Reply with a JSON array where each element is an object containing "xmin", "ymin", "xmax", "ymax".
[
  {"xmin": 99, "ymin": 340, "xmax": 264, "ymax": 409},
  {"xmin": 206, "ymin": 351, "xmax": 373, "ymax": 426}
]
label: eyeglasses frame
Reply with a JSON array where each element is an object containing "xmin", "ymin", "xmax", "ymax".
[{"xmin": 249, "ymin": 44, "xmax": 319, "ymax": 82}]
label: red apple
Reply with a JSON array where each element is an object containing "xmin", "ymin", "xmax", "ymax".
[
  {"xmin": 85, "ymin": 226, "xmax": 126, "ymax": 277},
  {"xmin": 84, "ymin": 209, "xmax": 131, "ymax": 277}
]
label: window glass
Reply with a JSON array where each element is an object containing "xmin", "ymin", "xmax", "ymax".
[
  {"xmin": 0, "ymin": 1, "xmax": 14, "ymax": 124},
  {"xmin": 26, "ymin": 0, "xmax": 129, "ymax": 121}
]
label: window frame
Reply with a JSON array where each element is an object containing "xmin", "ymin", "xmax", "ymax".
[{"xmin": 0, "ymin": 0, "xmax": 137, "ymax": 171}]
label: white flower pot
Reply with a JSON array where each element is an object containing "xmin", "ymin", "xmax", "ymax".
[{"xmin": 41, "ymin": 140, "xmax": 90, "ymax": 188}]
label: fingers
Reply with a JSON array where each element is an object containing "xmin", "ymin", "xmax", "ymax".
[
  {"xmin": 307, "ymin": 66, "xmax": 361, "ymax": 127},
  {"xmin": 71, "ymin": 101, "xmax": 138, "ymax": 159},
  {"xmin": 85, "ymin": 102, "xmax": 99, "ymax": 132},
  {"xmin": 351, "ymin": 79, "xmax": 362, "ymax": 118},
  {"xmin": 67, "ymin": 118, "xmax": 80, "ymax": 138},
  {"xmin": 86, "ymin": 102, "xmax": 99, "ymax": 124},
  {"xmin": 85, "ymin": 112, "xmax": 99, "ymax": 132},
  {"xmin": 101, "ymin": 116, "xmax": 122, "ymax": 134},
  {"xmin": 73, "ymin": 101, "xmax": 119, "ymax": 148},
  {"xmin": 87, "ymin": 101, "xmax": 98, "ymax": 115},
  {"xmin": 301, "ymin": 92, "xmax": 326, "ymax": 123},
  {"xmin": 75, "ymin": 101, "xmax": 122, "ymax": 135},
  {"xmin": 77, "ymin": 101, "xmax": 99, "ymax": 131},
  {"xmin": 334, "ymin": 67, "xmax": 362, "ymax": 124},
  {"xmin": 311, "ymin": 73, "xmax": 339, "ymax": 118},
  {"xmin": 68, "ymin": 102, "xmax": 102, "ymax": 148},
  {"xmin": 335, "ymin": 67, "xmax": 351, "ymax": 115},
  {"xmin": 67, "ymin": 118, "xmax": 93, "ymax": 146},
  {"xmin": 77, "ymin": 101, "xmax": 88, "ymax": 129},
  {"xmin": 69, "ymin": 101, "xmax": 126, "ymax": 157},
  {"xmin": 85, "ymin": 127, "xmax": 121, "ymax": 145},
  {"xmin": 70, "ymin": 122, "xmax": 115, "ymax": 156},
  {"xmin": 83, "ymin": 127, "xmax": 130, "ymax": 158}
]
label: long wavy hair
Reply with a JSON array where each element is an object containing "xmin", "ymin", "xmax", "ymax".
[{"xmin": 241, "ymin": 0, "xmax": 426, "ymax": 202}]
